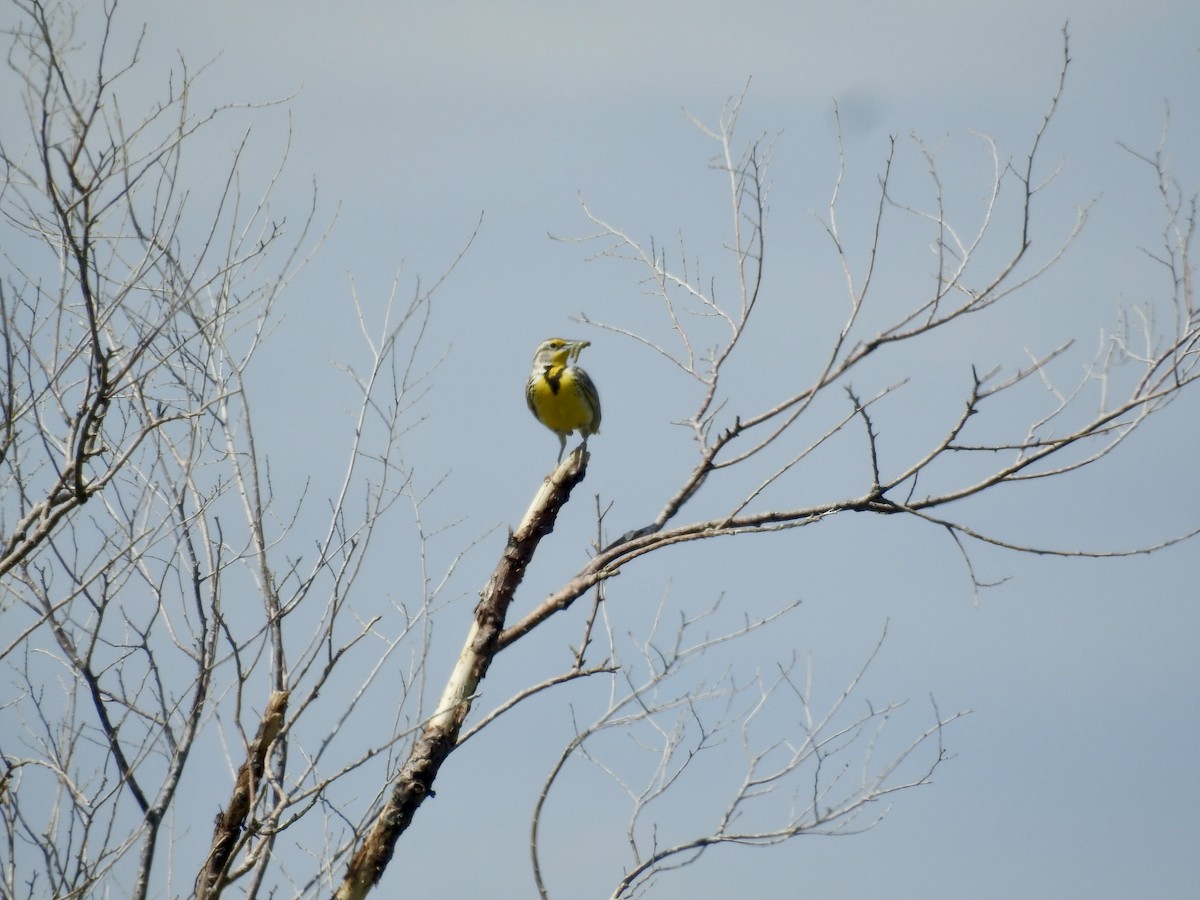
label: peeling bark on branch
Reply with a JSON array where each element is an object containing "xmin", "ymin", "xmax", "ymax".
[
  {"xmin": 196, "ymin": 690, "xmax": 289, "ymax": 898},
  {"xmin": 334, "ymin": 449, "xmax": 590, "ymax": 900}
]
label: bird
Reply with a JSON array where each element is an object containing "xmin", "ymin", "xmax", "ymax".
[{"xmin": 525, "ymin": 337, "xmax": 601, "ymax": 462}]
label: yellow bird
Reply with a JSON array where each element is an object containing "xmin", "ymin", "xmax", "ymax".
[{"xmin": 526, "ymin": 338, "xmax": 601, "ymax": 462}]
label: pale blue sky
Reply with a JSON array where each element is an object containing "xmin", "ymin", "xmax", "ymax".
[{"xmin": 9, "ymin": 1, "xmax": 1199, "ymax": 897}]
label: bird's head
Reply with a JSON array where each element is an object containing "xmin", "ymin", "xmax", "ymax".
[{"xmin": 532, "ymin": 337, "xmax": 590, "ymax": 368}]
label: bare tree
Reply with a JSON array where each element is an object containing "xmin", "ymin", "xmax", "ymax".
[
  {"xmin": 1, "ymin": 6, "xmax": 1195, "ymax": 900},
  {"xmin": 0, "ymin": 3, "xmax": 452, "ymax": 898}
]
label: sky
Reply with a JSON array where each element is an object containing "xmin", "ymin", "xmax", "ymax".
[{"xmin": 4, "ymin": 1, "xmax": 1199, "ymax": 898}]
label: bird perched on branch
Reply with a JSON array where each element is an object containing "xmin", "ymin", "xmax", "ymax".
[{"xmin": 526, "ymin": 338, "xmax": 601, "ymax": 462}]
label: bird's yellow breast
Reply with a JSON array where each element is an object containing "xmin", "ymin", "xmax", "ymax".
[{"xmin": 527, "ymin": 366, "xmax": 598, "ymax": 435}]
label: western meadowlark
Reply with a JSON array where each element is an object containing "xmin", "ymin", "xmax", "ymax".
[{"xmin": 526, "ymin": 338, "xmax": 601, "ymax": 462}]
